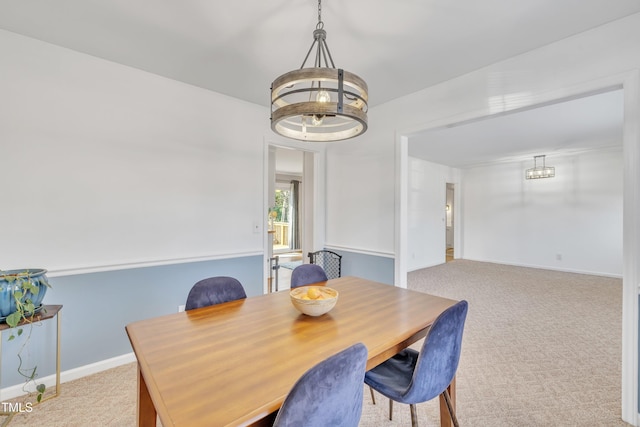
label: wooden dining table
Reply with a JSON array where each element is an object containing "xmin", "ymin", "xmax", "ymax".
[{"xmin": 125, "ymin": 276, "xmax": 459, "ymax": 427}]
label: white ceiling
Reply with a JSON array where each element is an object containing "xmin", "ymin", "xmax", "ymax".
[
  {"xmin": 1, "ymin": 1, "xmax": 635, "ymax": 167},
  {"xmin": 409, "ymin": 89, "xmax": 624, "ymax": 168},
  {"xmin": 1, "ymin": 0, "xmax": 639, "ymax": 108}
]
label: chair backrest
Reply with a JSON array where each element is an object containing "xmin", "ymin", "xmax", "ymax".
[
  {"xmin": 185, "ymin": 276, "xmax": 247, "ymax": 310},
  {"xmin": 272, "ymin": 342, "xmax": 368, "ymax": 427},
  {"xmin": 290, "ymin": 264, "xmax": 328, "ymax": 288},
  {"xmin": 308, "ymin": 250, "xmax": 342, "ymax": 279},
  {"xmin": 404, "ymin": 300, "xmax": 468, "ymax": 403}
]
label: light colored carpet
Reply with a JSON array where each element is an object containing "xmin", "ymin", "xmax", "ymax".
[
  {"xmin": 3, "ymin": 260, "xmax": 630, "ymax": 426},
  {"xmin": 400, "ymin": 260, "xmax": 627, "ymax": 427}
]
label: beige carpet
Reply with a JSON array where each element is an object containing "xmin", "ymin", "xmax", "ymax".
[{"xmin": 3, "ymin": 260, "xmax": 630, "ymax": 426}]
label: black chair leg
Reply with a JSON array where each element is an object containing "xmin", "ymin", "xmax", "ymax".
[
  {"xmin": 389, "ymin": 399, "xmax": 393, "ymax": 420},
  {"xmin": 369, "ymin": 386, "xmax": 376, "ymax": 404},
  {"xmin": 441, "ymin": 389, "xmax": 460, "ymax": 427}
]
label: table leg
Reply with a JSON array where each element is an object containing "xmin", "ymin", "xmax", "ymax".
[
  {"xmin": 137, "ymin": 364, "xmax": 157, "ymax": 427},
  {"xmin": 439, "ymin": 376, "xmax": 456, "ymax": 427}
]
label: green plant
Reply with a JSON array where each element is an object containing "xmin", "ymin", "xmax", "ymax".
[{"xmin": 2, "ymin": 270, "xmax": 51, "ymax": 403}]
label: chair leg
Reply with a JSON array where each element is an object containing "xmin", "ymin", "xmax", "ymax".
[
  {"xmin": 410, "ymin": 403, "xmax": 418, "ymax": 427},
  {"xmin": 389, "ymin": 399, "xmax": 393, "ymax": 421},
  {"xmin": 369, "ymin": 386, "xmax": 376, "ymax": 405},
  {"xmin": 441, "ymin": 389, "xmax": 460, "ymax": 427}
]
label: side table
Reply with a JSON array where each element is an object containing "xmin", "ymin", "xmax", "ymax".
[{"xmin": 0, "ymin": 305, "xmax": 62, "ymax": 425}]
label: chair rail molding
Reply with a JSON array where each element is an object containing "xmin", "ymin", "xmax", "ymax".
[
  {"xmin": 46, "ymin": 250, "xmax": 263, "ymax": 277},
  {"xmin": 323, "ymin": 244, "xmax": 394, "ymax": 259}
]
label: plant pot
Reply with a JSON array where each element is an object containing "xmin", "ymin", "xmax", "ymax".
[{"xmin": 0, "ymin": 269, "xmax": 50, "ymax": 319}]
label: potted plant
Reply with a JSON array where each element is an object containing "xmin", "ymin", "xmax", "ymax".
[{"xmin": 0, "ymin": 269, "xmax": 51, "ymax": 403}]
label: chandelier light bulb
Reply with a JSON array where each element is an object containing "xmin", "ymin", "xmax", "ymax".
[
  {"xmin": 316, "ymin": 89, "xmax": 331, "ymax": 103},
  {"xmin": 312, "ymin": 89, "xmax": 331, "ymax": 126},
  {"xmin": 312, "ymin": 114, "xmax": 324, "ymax": 126}
]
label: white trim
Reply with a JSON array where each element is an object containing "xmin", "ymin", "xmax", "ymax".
[
  {"xmin": 621, "ymin": 69, "xmax": 640, "ymax": 426},
  {"xmin": 46, "ymin": 251, "xmax": 263, "ymax": 277},
  {"xmin": 395, "ymin": 134, "xmax": 409, "ymax": 288},
  {"xmin": 262, "ymin": 143, "xmax": 274, "ymax": 294},
  {"xmin": 323, "ymin": 244, "xmax": 395, "ymax": 259},
  {"xmin": 0, "ymin": 353, "xmax": 136, "ymax": 400},
  {"xmin": 397, "ymin": 72, "xmax": 639, "ymax": 426}
]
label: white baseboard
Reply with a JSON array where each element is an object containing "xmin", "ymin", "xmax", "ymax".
[
  {"xmin": 462, "ymin": 257, "xmax": 623, "ymax": 279},
  {"xmin": 0, "ymin": 352, "xmax": 136, "ymax": 401}
]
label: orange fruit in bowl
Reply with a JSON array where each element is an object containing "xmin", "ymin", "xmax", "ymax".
[{"xmin": 307, "ymin": 287, "xmax": 320, "ymax": 299}]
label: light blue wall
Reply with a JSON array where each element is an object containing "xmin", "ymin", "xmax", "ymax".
[
  {"xmin": 0, "ymin": 255, "xmax": 263, "ymax": 388},
  {"xmin": 328, "ymin": 249, "xmax": 395, "ymax": 285},
  {"xmin": 1, "ymin": 251, "xmax": 392, "ymax": 388}
]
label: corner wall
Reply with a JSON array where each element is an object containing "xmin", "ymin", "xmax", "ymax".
[
  {"xmin": 462, "ymin": 149, "xmax": 623, "ymax": 276},
  {"xmin": 0, "ymin": 29, "xmax": 270, "ymax": 389}
]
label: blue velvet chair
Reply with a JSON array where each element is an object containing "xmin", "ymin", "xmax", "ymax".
[
  {"xmin": 272, "ymin": 342, "xmax": 368, "ymax": 427},
  {"xmin": 185, "ymin": 276, "xmax": 247, "ymax": 310},
  {"xmin": 290, "ymin": 264, "xmax": 328, "ymax": 288},
  {"xmin": 365, "ymin": 300, "xmax": 468, "ymax": 427}
]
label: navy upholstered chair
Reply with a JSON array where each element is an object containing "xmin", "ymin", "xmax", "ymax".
[
  {"xmin": 290, "ymin": 264, "xmax": 328, "ymax": 288},
  {"xmin": 185, "ymin": 276, "xmax": 247, "ymax": 310},
  {"xmin": 365, "ymin": 300, "xmax": 468, "ymax": 427},
  {"xmin": 272, "ymin": 342, "xmax": 368, "ymax": 427}
]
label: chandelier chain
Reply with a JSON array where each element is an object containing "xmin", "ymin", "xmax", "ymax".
[{"xmin": 317, "ymin": 0, "xmax": 324, "ymax": 29}]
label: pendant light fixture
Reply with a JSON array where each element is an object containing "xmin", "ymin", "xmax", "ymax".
[
  {"xmin": 270, "ymin": 0, "xmax": 369, "ymax": 142},
  {"xmin": 525, "ymin": 155, "xmax": 556, "ymax": 180}
]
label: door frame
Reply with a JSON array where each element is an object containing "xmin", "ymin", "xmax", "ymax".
[
  {"xmin": 262, "ymin": 137, "xmax": 326, "ymax": 294},
  {"xmin": 395, "ymin": 71, "xmax": 640, "ymax": 425},
  {"xmin": 445, "ymin": 182, "xmax": 455, "ymax": 258}
]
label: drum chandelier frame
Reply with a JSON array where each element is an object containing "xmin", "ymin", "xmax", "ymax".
[{"xmin": 270, "ymin": 0, "xmax": 369, "ymax": 142}]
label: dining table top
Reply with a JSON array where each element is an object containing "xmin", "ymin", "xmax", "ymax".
[{"xmin": 125, "ymin": 276, "xmax": 458, "ymax": 427}]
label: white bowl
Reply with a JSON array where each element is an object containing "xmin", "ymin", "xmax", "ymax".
[{"xmin": 290, "ymin": 286, "xmax": 339, "ymax": 316}]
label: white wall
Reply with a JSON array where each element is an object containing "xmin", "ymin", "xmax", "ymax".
[
  {"xmin": 407, "ymin": 150, "xmax": 624, "ymax": 276},
  {"xmin": 0, "ymin": 29, "xmax": 269, "ymax": 272},
  {"xmin": 326, "ymin": 12, "xmax": 640, "ymax": 259},
  {"xmin": 462, "ymin": 150, "xmax": 623, "ymax": 276},
  {"xmin": 407, "ymin": 158, "xmax": 460, "ymax": 271},
  {"xmin": 324, "ymin": 136, "xmax": 395, "ymax": 256}
]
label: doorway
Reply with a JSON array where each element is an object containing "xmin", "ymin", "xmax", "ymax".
[
  {"xmin": 396, "ymin": 78, "xmax": 639, "ymax": 424},
  {"xmin": 445, "ymin": 183, "xmax": 454, "ymax": 262},
  {"xmin": 267, "ymin": 145, "xmax": 317, "ymax": 291}
]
